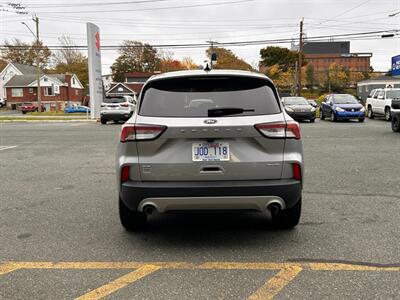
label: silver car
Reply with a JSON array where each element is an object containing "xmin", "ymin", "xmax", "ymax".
[
  {"xmin": 100, "ymin": 95, "xmax": 136, "ymax": 124},
  {"xmin": 116, "ymin": 70, "xmax": 303, "ymax": 231}
]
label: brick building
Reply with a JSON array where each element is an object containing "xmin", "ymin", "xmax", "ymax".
[
  {"xmin": 304, "ymin": 41, "xmax": 372, "ymax": 72},
  {"xmin": 4, "ymin": 73, "xmax": 84, "ymax": 110}
]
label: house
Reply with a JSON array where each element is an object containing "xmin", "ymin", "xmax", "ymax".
[
  {"xmin": 0, "ymin": 62, "xmax": 37, "ymax": 100},
  {"xmin": 105, "ymin": 71, "xmax": 157, "ymax": 98},
  {"xmin": 304, "ymin": 41, "xmax": 372, "ymax": 73},
  {"xmin": 4, "ymin": 73, "xmax": 85, "ymax": 110},
  {"xmin": 357, "ymin": 75, "xmax": 400, "ymax": 101}
]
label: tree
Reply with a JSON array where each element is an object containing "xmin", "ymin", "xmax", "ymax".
[
  {"xmin": 181, "ymin": 57, "xmax": 198, "ymax": 70},
  {"xmin": 50, "ymin": 36, "xmax": 89, "ymax": 87},
  {"xmin": 111, "ymin": 41, "xmax": 160, "ymax": 82},
  {"xmin": 206, "ymin": 47, "xmax": 253, "ymax": 71},
  {"xmin": 1, "ymin": 38, "xmax": 52, "ymax": 68},
  {"xmin": 158, "ymin": 50, "xmax": 186, "ymax": 72},
  {"xmin": 305, "ymin": 64, "xmax": 315, "ymax": 88},
  {"xmin": 327, "ymin": 63, "xmax": 348, "ymax": 92},
  {"xmin": 259, "ymin": 46, "xmax": 303, "ymax": 71},
  {"xmin": 0, "ymin": 59, "xmax": 7, "ymax": 72}
]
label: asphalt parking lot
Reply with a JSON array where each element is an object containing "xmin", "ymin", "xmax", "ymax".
[{"xmin": 1, "ymin": 119, "xmax": 400, "ymax": 299}]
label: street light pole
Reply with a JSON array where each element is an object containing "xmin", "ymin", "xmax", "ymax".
[
  {"xmin": 297, "ymin": 18, "xmax": 304, "ymax": 96},
  {"xmin": 22, "ymin": 16, "xmax": 42, "ymax": 112},
  {"xmin": 33, "ymin": 15, "xmax": 42, "ymax": 112}
]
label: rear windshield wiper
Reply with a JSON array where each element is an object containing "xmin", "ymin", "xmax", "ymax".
[{"xmin": 208, "ymin": 107, "xmax": 255, "ymax": 117}]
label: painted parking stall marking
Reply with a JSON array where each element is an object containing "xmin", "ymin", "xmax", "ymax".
[
  {"xmin": 0, "ymin": 145, "xmax": 17, "ymax": 151},
  {"xmin": 1, "ymin": 261, "xmax": 400, "ymax": 300}
]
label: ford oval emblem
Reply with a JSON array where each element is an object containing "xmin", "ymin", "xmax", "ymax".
[{"xmin": 204, "ymin": 119, "xmax": 217, "ymax": 124}]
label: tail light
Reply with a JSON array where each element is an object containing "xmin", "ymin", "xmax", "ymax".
[
  {"xmin": 255, "ymin": 122, "xmax": 301, "ymax": 139},
  {"xmin": 121, "ymin": 166, "xmax": 130, "ymax": 183},
  {"xmin": 292, "ymin": 163, "xmax": 302, "ymax": 181},
  {"xmin": 120, "ymin": 124, "xmax": 166, "ymax": 142}
]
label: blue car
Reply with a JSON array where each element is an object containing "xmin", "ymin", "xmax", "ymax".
[
  {"xmin": 320, "ymin": 94, "xmax": 365, "ymax": 122},
  {"xmin": 64, "ymin": 106, "xmax": 90, "ymax": 113}
]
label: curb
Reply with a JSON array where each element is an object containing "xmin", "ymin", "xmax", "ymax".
[{"xmin": 0, "ymin": 119, "xmax": 97, "ymax": 123}]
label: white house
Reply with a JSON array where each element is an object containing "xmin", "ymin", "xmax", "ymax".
[{"xmin": 0, "ymin": 62, "xmax": 37, "ymax": 100}]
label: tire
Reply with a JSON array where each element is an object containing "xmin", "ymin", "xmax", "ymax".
[
  {"xmin": 119, "ymin": 197, "xmax": 147, "ymax": 231},
  {"xmin": 392, "ymin": 115, "xmax": 400, "ymax": 132},
  {"xmin": 320, "ymin": 110, "xmax": 325, "ymax": 120},
  {"xmin": 359, "ymin": 118, "xmax": 365, "ymax": 123},
  {"xmin": 385, "ymin": 107, "xmax": 392, "ymax": 121},
  {"xmin": 310, "ymin": 118, "xmax": 315, "ymax": 123},
  {"xmin": 100, "ymin": 118, "xmax": 107, "ymax": 125},
  {"xmin": 272, "ymin": 198, "xmax": 301, "ymax": 229},
  {"xmin": 22, "ymin": 111, "xmax": 26, "ymax": 114},
  {"xmin": 331, "ymin": 111, "xmax": 336, "ymax": 122},
  {"xmin": 367, "ymin": 106, "xmax": 374, "ymax": 119}
]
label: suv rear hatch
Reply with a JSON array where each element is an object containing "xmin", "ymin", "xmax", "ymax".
[
  {"xmin": 101, "ymin": 97, "xmax": 131, "ymax": 112},
  {"xmin": 133, "ymin": 75, "xmax": 290, "ymax": 181}
]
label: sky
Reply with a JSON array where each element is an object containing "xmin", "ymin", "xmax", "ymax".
[{"xmin": 1, "ymin": 0, "xmax": 400, "ymax": 75}]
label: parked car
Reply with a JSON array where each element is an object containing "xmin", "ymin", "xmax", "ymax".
[
  {"xmin": 391, "ymin": 99, "xmax": 400, "ymax": 132},
  {"xmin": 281, "ymin": 96, "xmax": 316, "ymax": 122},
  {"xmin": 307, "ymin": 99, "xmax": 319, "ymax": 108},
  {"xmin": 100, "ymin": 95, "xmax": 136, "ymax": 124},
  {"xmin": 0, "ymin": 98, "xmax": 6, "ymax": 108},
  {"xmin": 19, "ymin": 102, "xmax": 46, "ymax": 114},
  {"xmin": 366, "ymin": 88, "xmax": 400, "ymax": 121},
  {"xmin": 64, "ymin": 105, "xmax": 90, "ymax": 113},
  {"xmin": 116, "ymin": 70, "xmax": 303, "ymax": 231},
  {"xmin": 320, "ymin": 94, "xmax": 365, "ymax": 122}
]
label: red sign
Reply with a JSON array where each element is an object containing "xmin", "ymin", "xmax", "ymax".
[{"xmin": 95, "ymin": 32, "xmax": 100, "ymax": 52}]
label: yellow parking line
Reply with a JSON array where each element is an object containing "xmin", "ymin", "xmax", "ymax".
[
  {"xmin": 75, "ymin": 264, "xmax": 161, "ymax": 300},
  {"xmin": 247, "ymin": 266, "xmax": 303, "ymax": 300},
  {"xmin": 307, "ymin": 263, "xmax": 400, "ymax": 271},
  {"xmin": 0, "ymin": 262, "xmax": 21, "ymax": 276},
  {"xmin": 198, "ymin": 262, "xmax": 296, "ymax": 270}
]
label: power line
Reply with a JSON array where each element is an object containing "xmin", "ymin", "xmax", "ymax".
[
  {"xmin": 1, "ymin": 29, "xmax": 398, "ymax": 50},
  {"xmin": 30, "ymin": 0, "xmax": 257, "ymax": 14}
]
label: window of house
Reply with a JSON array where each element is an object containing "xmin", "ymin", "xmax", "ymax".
[
  {"xmin": 72, "ymin": 77, "xmax": 76, "ymax": 85},
  {"xmin": 43, "ymin": 77, "xmax": 48, "ymax": 82},
  {"xmin": 11, "ymin": 88, "xmax": 23, "ymax": 97},
  {"xmin": 75, "ymin": 90, "xmax": 78, "ymax": 96},
  {"xmin": 29, "ymin": 88, "xmax": 34, "ymax": 93},
  {"xmin": 45, "ymin": 86, "xmax": 54, "ymax": 96}
]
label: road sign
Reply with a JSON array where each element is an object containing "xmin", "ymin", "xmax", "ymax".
[
  {"xmin": 87, "ymin": 23, "xmax": 102, "ymax": 119},
  {"xmin": 392, "ymin": 55, "xmax": 400, "ymax": 77}
]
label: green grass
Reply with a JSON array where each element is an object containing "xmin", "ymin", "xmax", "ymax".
[{"xmin": 28, "ymin": 111, "xmax": 87, "ymax": 116}]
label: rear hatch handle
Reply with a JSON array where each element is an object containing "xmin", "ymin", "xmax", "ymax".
[{"xmin": 200, "ymin": 165, "xmax": 224, "ymax": 174}]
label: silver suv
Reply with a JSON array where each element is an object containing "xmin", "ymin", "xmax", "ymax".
[
  {"xmin": 100, "ymin": 95, "xmax": 137, "ymax": 124},
  {"xmin": 116, "ymin": 70, "xmax": 303, "ymax": 231}
]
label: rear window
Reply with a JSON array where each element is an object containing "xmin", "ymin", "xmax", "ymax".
[
  {"xmin": 139, "ymin": 76, "xmax": 281, "ymax": 117},
  {"xmin": 386, "ymin": 90, "xmax": 400, "ymax": 99},
  {"xmin": 103, "ymin": 98, "xmax": 125, "ymax": 104}
]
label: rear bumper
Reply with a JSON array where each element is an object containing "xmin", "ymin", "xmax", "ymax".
[
  {"xmin": 101, "ymin": 110, "xmax": 132, "ymax": 120},
  {"xmin": 120, "ymin": 179, "xmax": 302, "ymax": 212}
]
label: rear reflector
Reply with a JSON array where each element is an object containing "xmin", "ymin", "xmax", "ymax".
[
  {"xmin": 120, "ymin": 124, "xmax": 166, "ymax": 142},
  {"xmin": 292, "ymin": 163, "xmax": 302, "ymax": 181},
  {"xmin": 120, "ymin": 103, "xmax": 129, "ymax": 107},
  {"xmin": 121, "ymin": 166, "xmax": 130, "ymax": 183},
  {"xmin": 255, "ymin": 122, "xmax": 301, "ymax": 139}
]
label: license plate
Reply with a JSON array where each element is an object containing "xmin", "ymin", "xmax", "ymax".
[{"xmin": 192, "ymin": 142, "xmax": 229, "ymax": 162}]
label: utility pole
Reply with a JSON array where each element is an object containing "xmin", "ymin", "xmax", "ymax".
[
  {"xmin": 33, "ymin": 15, "xmax": 42, "ymax": 112},
  {"xmin": 297, "ymin": 18, "xmax": 304, "ymax": 96},
  {"xmin": 206, "ymin": 39, "xmax": 217, "ymax": 69}
]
